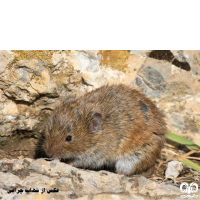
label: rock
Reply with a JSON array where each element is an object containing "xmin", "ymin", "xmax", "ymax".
[
  {"xmin": 122, "ymin": 54, "xmax": 146, "ymax": 86},
  {"xmin": 137, "ymin": 176, "xmax": 181, "ymax": 197},
  {"xmin": 0, "ymin": 56, "xmax": 60, "ymax": 157},
  {"xmin": 0, "ymin": 99, "xmax": 40, "ymax": 138},
  {"xmin": 69, "ymin": 169, "xmax": 123, "ymax": 195},
  {"xmin": 0, "ymin": 158, "xmax": 184, "ymax": 200},
  {"xmin": 171, "ymin": 50, "xmax": 200, "ymax": 75},
  {"xmin": 82, "ymin": 72, "xmax": 107, "ymax": 88},
  {"xmin": 0, "ymin": 50, "xmax": 14, "ymax": 74},
  {"xmin": 0, "ymin": 172, "xmax": 21, "ymax": 188},
  {"xmin": 69, "ymin": 50, "xmax": 108, "ymax": 88},
  {"xmin": 129, "ymin": 50, "xmax": 151, "ymax": 56},
  {"xmin": 28, "ymin": 159, "xmax": 124, "ymax": 195},
  {"xmin": 171, "ymin": 50, "xmax": 187, "ymax": 62},
  {"xmin": 0, "ymin": 59, "xmax": 58, "ymax": 102},
  {"xmin": 19, "ymin": 173, "xmax": 57, "ymax": 189},
  {"xmin": 1, "ymin": 100, "xmax": 19, "ymax": 117},
  {"xmin": 157, "ymin": 65, "xmax": 200, "ymax": 145},
  {"xmin": 165, "ymin": 161, "xmax": 184, "ymax": 180},
  {"xmin": 91, "ymin": 193, "xmax": 133, "ymax": 200},
  {"xmin": 138, "ymin": 66, "xmax": 167, "ymax": 97},
  {"xmin": 51, "ymin": 51, "xmax": 63, "ymax": 66},
  {"xmin": 135, "ymin": 58, "xmax": 170, "ymax": 98},
  {"xmin": 70, "ymin": 50, "xmax": 100, "ymax": 72}
]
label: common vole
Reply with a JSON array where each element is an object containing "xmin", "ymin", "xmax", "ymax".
[{"xmin": 43, "ymin": 84, "xmax": 166, "ymax": 175}]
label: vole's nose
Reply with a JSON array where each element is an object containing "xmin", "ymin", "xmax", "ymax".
[
  {"xmin": 45, "ymin": 145, "xmax": 62, "ymax": 158},
  {"xmin": 46, "ymin": 150, "xmax": 54, "ymax": 158}
]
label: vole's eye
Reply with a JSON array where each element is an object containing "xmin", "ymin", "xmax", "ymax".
[{"xmin": 65, "ymin": 135, "xmax": 72, "ymax": 142}]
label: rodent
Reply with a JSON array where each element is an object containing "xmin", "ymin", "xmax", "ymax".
[{"xmin": 43, "ymin": 84, "xmax": 166, "ymax": 176}]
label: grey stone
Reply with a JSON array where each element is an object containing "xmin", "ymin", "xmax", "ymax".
[{"xmin": 165, "ymin": 161, "xmax": 184, "ymax": 180}]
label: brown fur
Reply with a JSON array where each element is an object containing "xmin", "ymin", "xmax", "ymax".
[{"xmin": 43, "ymin": 84, "xmax": 166, "ymax": 175}]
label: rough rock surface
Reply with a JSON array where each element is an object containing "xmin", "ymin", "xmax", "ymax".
[
  {"xmin": 0, "ymin": 158, "xmax": 191, "ymax": 200},
  {"xmin": 0, "ymin": 50, "xmax": 200, "ymax": 199}
]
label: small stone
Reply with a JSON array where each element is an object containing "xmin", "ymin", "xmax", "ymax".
[{"xmin": 165, "ymin": 161, "xmax": 184, "ymax": 180}]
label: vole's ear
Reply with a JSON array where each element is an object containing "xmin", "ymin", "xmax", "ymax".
[{"xmin": 88, "ymin": 112, "xmax": 102, "ymax": 133}]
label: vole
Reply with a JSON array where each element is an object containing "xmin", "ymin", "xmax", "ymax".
[{"xmin": 43, "ymin": 84, "xmax": 166, "ymax": 176}]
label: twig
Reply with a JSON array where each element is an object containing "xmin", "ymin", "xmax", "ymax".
[
  {"xmin": 182, "ymin": 150, "xmax": 199, "ymax": 158},
  {"xmin": 185, "ymin": 156, "xmax": 200, "ymax": 161},
  {"xmin": 157, "ymin": 160, "xmax": 164, "ymax": 169}
]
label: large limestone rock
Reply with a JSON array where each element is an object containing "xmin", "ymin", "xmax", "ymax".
[{"xmin": 0, "ymin": 158, "xmax": 189, "ymax": 200}]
